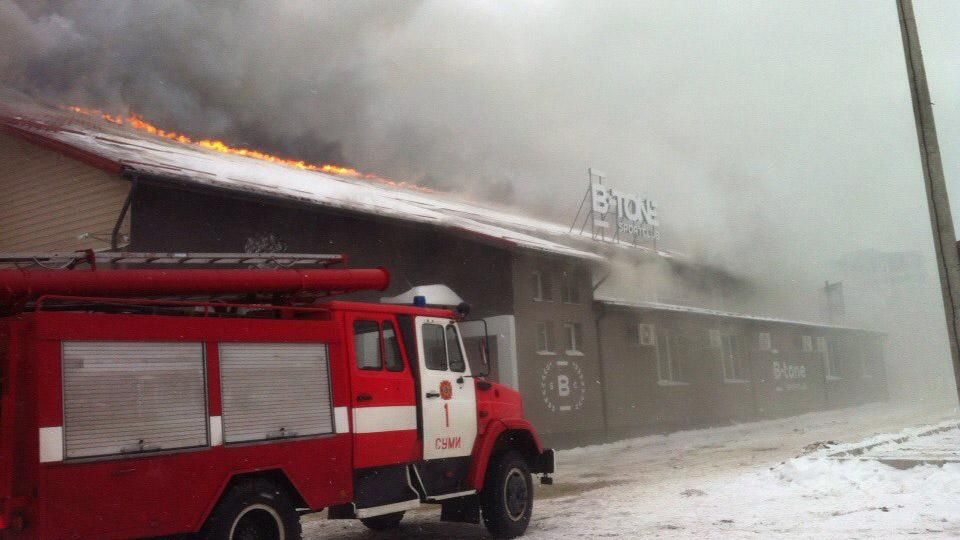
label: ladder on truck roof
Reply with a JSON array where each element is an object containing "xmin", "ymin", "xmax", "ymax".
[{"xmin": 0, "ymin": 251, "xmax": 347, "ymax": 270}]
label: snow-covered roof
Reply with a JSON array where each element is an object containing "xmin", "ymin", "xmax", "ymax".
[
  {"xmin": 596, "ymin": 297, "xmax": 880, "ymax": 333},
  {"xmin": 1, "ymin": 101, "xmax": 609, "ymax": 263}
]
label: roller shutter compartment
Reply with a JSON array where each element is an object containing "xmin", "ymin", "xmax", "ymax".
[
  {"xmin": 62, "ymin": 342, "xmax": 208, "ymax": 459},
  {"xmin": 219, "ymin": 343, "xmax": 333, "ymax": 443}
]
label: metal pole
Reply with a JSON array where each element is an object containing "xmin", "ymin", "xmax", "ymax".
[{"xmin": 896, "ymin": 0, "xmax": 960, "ymax": 402}]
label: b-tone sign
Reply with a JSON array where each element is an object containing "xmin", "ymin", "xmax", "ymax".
[{"xmin": 591, "ymin": 183, "xmax": 659, "ymax": 241}]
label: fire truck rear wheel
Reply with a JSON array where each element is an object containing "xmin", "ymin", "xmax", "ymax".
[
  {"xmin": 203, "ymin": 478, "xmax": 302, "ymax": 540},
  {"xmin": 481, "ymin": 451, "xmax": 533, "ymax": 539},
  {"xmin": 359, "ymin": 511, "xmax": 405, "ymax": 530}
]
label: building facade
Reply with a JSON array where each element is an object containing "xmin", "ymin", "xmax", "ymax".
[{"xmin": 0, "ymin": 104, "xmax": 889, "ymax": 447}]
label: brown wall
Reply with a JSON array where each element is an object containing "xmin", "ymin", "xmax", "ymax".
[
  {"xmin": 128, "ymin": 180, "xmax": 888, "ymax": 447},
  {"xmin": 823, "ymin": 331, "xmax": 889, "ymax": 409},
  {"xmin": 748, "ymin": 324, "xmax": 828, "ymax": 419},
  {"xmin": 599, "ymin": 308, "xmax": 756, "ymax": 435},
  {"xmin": 0, "ymin": 132, "xmax": 129, "ymax": 251},
  {"xmin": 597, "ymin": 306, "xmax": 887, "ymax": 439},
  {"xmin": 129, "ymin": 181, "xmax": 514, "ymax": 317},
  {"xmin": 510, "ymin": 253, "xmax": 605, "ymax": 446},
  {"xmin": 0, "ymin": 138, "xmax": 891, "ymax": 450}
]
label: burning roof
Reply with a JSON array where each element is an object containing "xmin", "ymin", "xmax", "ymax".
[{"xmin": 0, "ymin": 97, "xmax": 616, "ymax": 263}]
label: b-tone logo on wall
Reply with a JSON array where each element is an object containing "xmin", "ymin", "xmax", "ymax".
[
  {"xmin": 772, "ymin": 361, "xmax": 808, "ymax": 392},
  {"xmin": 540, "ymin": 359, "xmax": 586, "ymax": 413}
]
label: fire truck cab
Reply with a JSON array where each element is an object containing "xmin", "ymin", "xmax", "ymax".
[{"xmin": 0, "ymin": 253, "xmax": 555, "ymax": 539}]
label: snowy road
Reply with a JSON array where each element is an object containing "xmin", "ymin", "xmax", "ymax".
[{"xmin": 302, "ymin": 403, "xmax": 959, "ymax": 539}]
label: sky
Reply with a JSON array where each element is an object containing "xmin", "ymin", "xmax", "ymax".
[{"xmin": 0, "ymin": 0, "xmax": 957, "ymax": 286}]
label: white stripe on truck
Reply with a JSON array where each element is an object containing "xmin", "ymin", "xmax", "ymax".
[
  {"xmin": 352, "ymin": 406, "xmax": 417, "ymax": 434},
  {"xmin": 334, "ymin": 406, "xmax": 350, "ymax": 433},
  {"xmin": 210, "ymin": 416, "xmax": 223, "ymax": 446},
  {"xmin": 39, "ymin": 426, "xmax": 63, "ymax": 463}
]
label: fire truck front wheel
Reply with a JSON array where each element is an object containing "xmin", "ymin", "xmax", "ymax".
[
  {"xmin": 481, "ymin": 451, "xmax": 533, "ymax": 538},
  {"xmin": 202, "ymin": 478, "xmax": 302, "ymax": 540}
]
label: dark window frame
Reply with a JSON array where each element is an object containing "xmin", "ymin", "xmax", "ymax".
[
  {"xmin": 560, "ymin": 270, "xmax": 581, "ymax": 304},
  {"xmin": 536, "ymin": 320, "xmax": 556, "ymax": 354},
  {"xmin": 446, "ymin": 324, "xmax": 466, "ymax": 373},
  {"xmin": 382, "ymin": 321, "xmax": 404, "ymax": 372},
  {"xmin": 422, "ymin": 323, "xmax": 448, "ymax": 371}
]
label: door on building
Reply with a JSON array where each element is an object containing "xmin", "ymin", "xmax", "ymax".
[{"xmin": 414, "ymin": 317, "xmax": 478, "ymax": 495}]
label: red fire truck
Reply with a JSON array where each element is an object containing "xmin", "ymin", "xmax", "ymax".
[{"xmin": 0, "ymin": 252, "xmax": 554, "ymax": 539}]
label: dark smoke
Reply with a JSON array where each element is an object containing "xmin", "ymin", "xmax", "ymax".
[
  {"xmin": 1, "ymin": 1, "xmax": 429, "ymax": 169},
  {"xmin": 2, "ymin": 0, "xmax": 959, "ymax": 403}
]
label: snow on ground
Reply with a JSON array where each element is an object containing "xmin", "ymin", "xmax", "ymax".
[
  {"xmin": 852, "ymin": 422, "xmax": 960, "ymax": 464},
  {"xmin": 303, "ymin": 402, "xmax": 959, "ymax": 539}
]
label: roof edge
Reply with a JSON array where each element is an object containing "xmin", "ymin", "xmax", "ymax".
[{"xmin": 596, "ymin": 297, "xmax": 883, "ymax": 334}]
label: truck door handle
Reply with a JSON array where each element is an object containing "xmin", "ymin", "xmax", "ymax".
[
  {"xmin": 425, "ymin": 391, "xmax": 440, "ymax": 398},
  {"xmin": 356, "ymin": 393, "xmax": 373, "ymax": 402}
]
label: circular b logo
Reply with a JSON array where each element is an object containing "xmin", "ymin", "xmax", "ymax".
[
  {"xmin": 540, "ymin": 359, "xmax": 586, "ymax": 413},
  {"xmin": 439, "ymin": 380, "xmax": 453, "ymax": 400}
]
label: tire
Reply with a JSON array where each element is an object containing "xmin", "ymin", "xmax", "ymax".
[
  {"xmin": 202, "ymin": 478, "xmax": 302, "ymax": 540},
  {"xmin": 481, "ymin": 451, "xmax": 533, "ymax": 538},
  {"xmin": 359, "ymin": 511, "xmax": 405, "ymax": 530}
]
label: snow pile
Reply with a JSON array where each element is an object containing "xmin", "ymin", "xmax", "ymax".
[
  {"xmin": 302, "ymin": 405, "xmax": 960, "ymax": 539},
  {"xmin": 760, "ymin": 458, "xmax": 960, "ymax": 536},
  {"xmin": 527, "ymin": 452, "xmax": 960, "ymax": 538}
]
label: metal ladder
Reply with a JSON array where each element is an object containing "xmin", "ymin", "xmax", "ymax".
[{"xmin": 0, "ymin": 251, "xmax": 347, "ymax": 270}]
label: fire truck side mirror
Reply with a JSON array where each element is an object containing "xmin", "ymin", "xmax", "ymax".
[{"xmin": 478, "ymin": 321, "xmax": 490, "ymax": 378}]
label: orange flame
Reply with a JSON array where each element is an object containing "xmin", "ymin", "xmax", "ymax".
[{"xmin": 64, "ymin": 105, "xmax": 429, "ymax": 191}]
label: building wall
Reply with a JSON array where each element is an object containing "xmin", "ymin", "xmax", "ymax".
[
  {"xmin": 0, "ymin": 135, "xmax": 893, "ymax": 450},
  {"xmin": 599, "ymin": 308, "xmax": 757, "ymax": 436},
  {"xmin": 129, "ymin": 182, "xmax": 514, "ymax": 317},
  {"xmin": 510, "ymin": 253, "xmax": 605, "ymax": 446},
  {"xmin": 748, "ymin": 324, "xmax": 827, "ymax": 419},
  {"xmin": 127, "ymin": 181, "xmax": 887, "ymax": 447},
  {"xmin": 0, "ymin": 131, "xmax": 129, "ymax": 251},
  {"xmin": 598, "ymin": 306, "xmax": 886, "ymax": 439}
]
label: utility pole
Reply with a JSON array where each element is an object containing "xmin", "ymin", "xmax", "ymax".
[{"xmin": 896, "ymin": 0, "xmax": 960, "ymax": 402}]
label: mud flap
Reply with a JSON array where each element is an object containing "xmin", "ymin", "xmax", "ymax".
[
  {"xmin": 440, "ymin": 494, "xmax": 480, "ymax": 524},
  {"xmin": 327, "ymin": 503, "xmax": 356, "ymax": 520},
  {"xmin": 354, "ymin": 464, "xmax": 420, "ymax": 510}
]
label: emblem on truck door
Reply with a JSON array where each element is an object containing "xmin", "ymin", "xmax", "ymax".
[{"xmin": 439, "ymin": 380, "xmax": 453, "ymax": 400}]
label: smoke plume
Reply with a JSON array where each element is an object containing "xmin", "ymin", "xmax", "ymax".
[{"xmin": 2, "ymin": 0, "xmax": 959, "ymax": 404}]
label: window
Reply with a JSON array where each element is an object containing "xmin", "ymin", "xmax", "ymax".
[
  {"xmin": 637, "ymin": 323, "xmax": 656, "ymax": 346},
  {"xmin": 561, "ymin": 271, "xmax": 580, "ymax": 304},
  {"xmin": 61, "ymin": 342, "xmax": 207, "ymax": 459},
  {"xmin": 708, "ymin": 329, "xmax": 722, "ymax": 349},
  {"xmin": 422, "ymin": 323, "xmax": 447, "ymax": 370},
  {"xmin": 563, "ymin": 323, "xmax": 583, "ymax": 354},
  {"xmin": 656, "ymin": 329, "xmax": 684, "ymax": 383},
  {"xmin": 801, "ymin": 335, "xmax": 813, "ymax": 353},
  {"xmin": 536, "ymin": 321, "xmax": 556, "ymax": 354},
  {"xmin": 383, "ymin": 321, "xmax": 404, "ymax": 372},
  {"xmin": 532, "ymin": 270, "xmax": 553, "ymax": 301},
  {"xmin": 721, "ymin": 334, "xmax": 745, "ymax": 381},
  {"xmin": 860, "ymin": 348, "xmax": 872, "ymax": 378},
  {"xmin": 354, "ymin": 320, "xmax": 382, "ymax": 369},
  {"xmin": 758, "ymin": 332, "xmax": 772, "ymax": 351},
  {"xmin": 446, "ymin": 324, "xmax": 466, "ymax": 372},
  {"xmin": 822, "ymin": 338, "xmax": 841, "ymax": 379},
  {"xmin": 531, "ymin": 271, "xmax": 543, "ymax": 301},
  {"xmin": 220, "ymin": 343, "xmax": 333, "ymax": 443}
]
